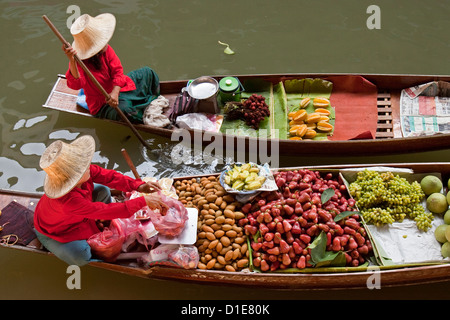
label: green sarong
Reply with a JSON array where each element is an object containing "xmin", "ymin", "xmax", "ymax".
[{"xmin": 95, "ymin": 66, "xmax": 160, "ymax": 123}]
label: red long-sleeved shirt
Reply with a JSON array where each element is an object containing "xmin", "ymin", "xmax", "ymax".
[
  {"xmin": 65, "ymin": 45, "xmax": 136, "ymax": 115},
  {"xmin": 34, "ymin": 164, "xmax": 146, "ymax": 243}
]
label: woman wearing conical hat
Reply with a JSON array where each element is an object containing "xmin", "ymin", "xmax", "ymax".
[
  {"xmin": 63, "ymin": 13, "xmax": 159, "ymax": 123},
  {"xmin": 34, "ymin": 135, "xmax": 166, "ymax": 266}
]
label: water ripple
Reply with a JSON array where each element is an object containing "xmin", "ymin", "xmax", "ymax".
[{"xmin": 138, "ymin": 141, "xmax": 229, "ymax": 179}]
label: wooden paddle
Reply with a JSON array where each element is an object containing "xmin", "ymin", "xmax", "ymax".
[
  {"xmin": 121, "ymin": 148, "xmax": 141, "ymax": 180},
  {"xmin": 42, "ymin": 15, "xmax": 152, "ymax": 149}
]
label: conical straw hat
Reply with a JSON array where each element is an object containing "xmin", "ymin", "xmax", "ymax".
[
  {"xmin": 70, "ymin": 13, "xmax": 116, "ymax": 60},
  {"xmin": 40, "ymin": 135, "xmax": 96, "ymax": 199}
]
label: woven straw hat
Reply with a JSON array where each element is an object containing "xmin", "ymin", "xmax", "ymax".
[
  {"xmin": 70, "ymin": 13, "xmax": 116, "ymax": 60},
  {"xmin": 40, "ymin": 135, "xmax": 96, "ymax": 199}
]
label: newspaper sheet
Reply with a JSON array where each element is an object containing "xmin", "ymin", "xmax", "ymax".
[{"xmin": 400, "ymin": 81, "xmax": 450, "ymax": 137}]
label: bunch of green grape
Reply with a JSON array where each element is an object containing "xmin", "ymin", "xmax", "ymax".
[{"xmin": 348, "ymin": 170, "xmax": 432, "ymax": 231}]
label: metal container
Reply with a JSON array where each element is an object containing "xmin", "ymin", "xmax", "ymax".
[
  {"xmin": 218, "ymin": 76, "xmax": 244, "ymax": 102},
  {"xmin": 187, "ymin": 76, "xmax": 219, "ymax": 114}
]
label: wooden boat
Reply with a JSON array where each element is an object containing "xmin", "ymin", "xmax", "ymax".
[
  {"xmin": 2, "ymin": 162, "xmax": 450, "ymax": 289},
  {"xmin": 43, "ymin": 73, "xmax": 450, "ymax": 156}
]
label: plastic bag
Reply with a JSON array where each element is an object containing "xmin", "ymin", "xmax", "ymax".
[
  {"xmin": 139, "ymin": 244, "xmax": 199, "ymax": 269},
  {"xmin": 114, "ymin": 217, "xmax": 159, "ymax": 252},
  {"xmin": 113, "ymin": 218, "xmax": 143, "ymax": 252},
  {"xmin": 175, "ymin": 113, "xmax": 221, "ymax": 132},
  {"xmin": 134, "ymin": 220, "xmax": 159, "ymax": 249},
  {"xmin": 149, "ymin": 244, "xmax": 179, "ymax": 262},
  {"xmin": 142, "ymin": 177, "xmax": 178, "ymax": 199},
  {"xmin": 148, "ymin": 192, "xmax": 189, "ymax": 237},
  {"xmin": 125, "ymin": 178, "xmax": 178, "ymax": 220},
  {"xmin": 168, "ymin": 245, "xmax": 199, "ymax": 269},
  {"xmin": 87, "ymin": 219, "xmax": 125, "ymax": 262}
]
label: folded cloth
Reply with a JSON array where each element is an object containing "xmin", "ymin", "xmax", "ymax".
[
  {"xmin": 325, "ymin": 75, "xmax": 378, "ymax": 141},
  {"xmin": 143, "ymin": 95, "xmax": 170, "ymax": 127}
]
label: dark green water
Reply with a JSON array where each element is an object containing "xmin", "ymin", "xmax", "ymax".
[{"xmin": 1, "ymin": 0, "xmax": 450, "ymax": 299}]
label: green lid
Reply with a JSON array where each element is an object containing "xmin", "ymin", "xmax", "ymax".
[{"xmin": 219, "ymin": 77, "xmax": 240, "ymax": 92}]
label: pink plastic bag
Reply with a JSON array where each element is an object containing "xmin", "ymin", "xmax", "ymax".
[
  {"xmin": 135, "ymin": 220, "xmax": 159, "ymax": 248},
  {"xmin": 114, "ymin": 217, "xmax": 145, "ymax": 252},
  {"xmin": 148, "ymin": 192, "xmax": 189, "ymax": 237},
  {"xmin": 87, "ymin": 219, "xmax": 125, "ymax": 262},
  {"xmin": 168, "ymin": 245, "xmax": 199, "ymax": 269},
  {"xmin": 116, "ymin": 218, "xmax": 158, "ymax": 251}
]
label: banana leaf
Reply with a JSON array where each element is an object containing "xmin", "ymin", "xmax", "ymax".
[
  {"xmin": 220, "ymin": 117, "xmax": 268, "ymax": 138},
  {"xmin": 284, "ymin": 78, "xmax": 335, "ymax": 140},
  {"xmin": 272, "ymin": 82, "xmax": 289, "ymax": 140},
  {"xmin": 220, "ymin": 79, "xmax": 281, "ymax": 138},
  {"xmin": 284, "ymin": 77, "xmax": 333, "ymax": 97},
  {"xmin": 219, "ymin": 78, "xmax": 333, "ymax": 140}
]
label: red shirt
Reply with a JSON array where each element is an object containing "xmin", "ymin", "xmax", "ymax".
[
  {"xmin": 34, "ymin": 164, "xmax": 146, "ymax": 243},
  {"xmin": 65, "ymin": 45, "xmax": 136, "ymax": 115}
]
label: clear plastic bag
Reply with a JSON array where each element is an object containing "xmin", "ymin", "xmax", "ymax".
[
  {"xmin": 168, "ymin": 245, "xmax": 199, "ymax": 269},
  {"xmin": 175, "ymin": 113, "xmax": 221, "ymax": 132}
]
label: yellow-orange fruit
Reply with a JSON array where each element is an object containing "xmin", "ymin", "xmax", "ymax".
[
  {"xmin": 289, "ymin": 119, "xmax": 304, "ymax": 126},
  {"xmin": 289, "ymin": 124, "xmax": 303, "ymax": 136},
  {"xmin": 315, "ymin": 108, "xmax": 331, "ymax": 116},
  {"xmin": 288, "ymin": 111, "xmax": 296, "ymax": 120},
  {"xmin": 316, "ymin": 121, "xmax": 334, "ymax": 132},
  {"xmin": 299, "ymin": 97, "xmax": 311, "ymax": 108},
  {"xmin": 305, "ymin": 112, "xmax": 321, "ymax": 123},
  {"xmin": 295, "ymin": 124, "xmax": 308, "ymax": 137},
  {"xmin": 293, "ymin": 109, "xmax": 307, "ymax": 121},
  {"xmin": 304, "ymin": 129, "xmax": 317, "ymax": 139},
  {"xmin": 313, "ymin": 97, "xmax": 330, "ymax": 108},
  {"xmin": 289, "ymin": 136, "xmax": 302, "ymax": 140}
]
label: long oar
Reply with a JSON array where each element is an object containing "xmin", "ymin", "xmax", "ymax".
[
  {"xmin": 121, "ymin": 148, "xmax": 141, "ymax": 180},
  {"xmin": 42, "ymin": 15, "xmax": 151, "ymax": 149}
]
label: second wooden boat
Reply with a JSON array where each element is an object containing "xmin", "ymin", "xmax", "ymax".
[{"xmin": 43, "ymin": 73, "xmax": 450, "ymax": 156}]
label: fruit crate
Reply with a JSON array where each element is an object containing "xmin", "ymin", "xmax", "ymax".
[{"xmin": 339, "ymin": 166, "xmax": 446, "ymax": 266}]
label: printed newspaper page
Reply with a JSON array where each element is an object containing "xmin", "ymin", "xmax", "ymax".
[{"xmin": 400, "ymin": 81, "xmax": 450, "ymax": 137}]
